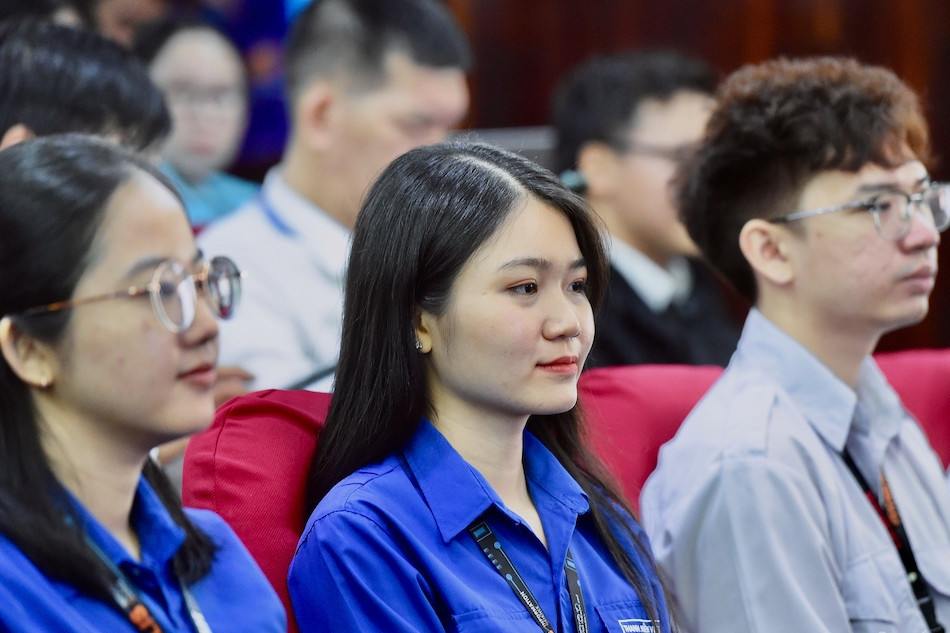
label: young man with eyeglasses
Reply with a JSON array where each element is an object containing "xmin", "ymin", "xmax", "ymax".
[
  {"xmin": 551, "ymin": 50, "xmax": 740, "ymax": 368},
  {"xmin": 640, "ymin": 57, "xmax": 950, "ymax": 633}
]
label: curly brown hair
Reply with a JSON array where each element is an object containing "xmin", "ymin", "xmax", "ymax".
[{"xmin": 678, "ymin": 56, "xmax": 930, "ymax": 303}]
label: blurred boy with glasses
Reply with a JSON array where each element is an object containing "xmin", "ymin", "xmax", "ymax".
[
  {"xmin": 552, "ymin": 51, "xmax": 739, "ymax": 368},
  {"xmin": 641, "ymin": 57, "xmax": 950, "ymax": 633}
]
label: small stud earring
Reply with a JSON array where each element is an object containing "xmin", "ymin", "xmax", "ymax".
[{"xmin": 415, "ymin": 340, "xmax": 423, "ymax": 352}]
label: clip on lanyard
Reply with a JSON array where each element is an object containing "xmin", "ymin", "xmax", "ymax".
[
  {"xmin": 469, "ymin": 520, "xmax": 589, "ymax": 633},
  {"xmin": 84, "ymin": 535, "xmax": 213, "ymax": 633},
  {"xmin": 841, "ymin": 450, "xmax": 945, "ymax": 633}
]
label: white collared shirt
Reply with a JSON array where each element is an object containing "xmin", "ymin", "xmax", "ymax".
[
  {"xmin": 608, "ymin": 236, "xmax": 692, "ymax": 313},
  {"xmin": 641, "ymin": 309, "xmax": 950, "ymax": 633},
  {"xmin": 198, "ymin": 167, "xmax": 351, "ymax": 392}
]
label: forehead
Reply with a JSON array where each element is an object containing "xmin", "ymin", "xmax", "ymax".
[
  {"xmin": 468, "ymin": 197, "xmax": 581, "ymax": 268},
  {"xmin": 150, "ymin": 30, "xmax": 244, "ymax": 83},
  {"xmin": 628, "ymin": 90, "xmax": 714, "ymax": 142},
  {"xmin": 349, "ymin": 52, "xmax": 468, "ymax": 114},
  {"xmin": 86, "ymin": 170, "xmax": 194, "ymax": 278},
  {"xmin": 798, "ymin": 159, "xmax": 929, "ymax": 209}
]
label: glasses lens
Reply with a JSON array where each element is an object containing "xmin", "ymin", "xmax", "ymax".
[
  {"xmin": 205, "ymin": 256, "xmax": 242, "ymax": 319},
  {"xmin": 150, "ymin": 260, "xmax": 195, "ymax": 333},
  {"xmin": 870, "ymin": 192, "xmax": 909, "ymax": 240},
  {"xmin": 924, "ymin": 185, "xmax": 950, "ymax": 232}
]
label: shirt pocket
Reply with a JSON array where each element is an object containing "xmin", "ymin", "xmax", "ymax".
[
  {"xmin": 595, "ymin": 601, "xmax": 659, "ymax": 633},
  {"xmin": 842, "ymin": 556, "xmax": 900, "ymax": 633},
  {"xmin": 452, "ymin": 607, "xmax": 540, "ymax": 633}
]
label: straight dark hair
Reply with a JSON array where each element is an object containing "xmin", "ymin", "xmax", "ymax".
[
  {"xmin": 0, "ymin": 18, "xmax": 170, "ymax": 150},
  {"xmin": 308, "ymin": 140, "xmax": 666, "ymax": 625},
  {"xmin": 0, "ymin": 134, "xmax": 215, "ymax": 603}
]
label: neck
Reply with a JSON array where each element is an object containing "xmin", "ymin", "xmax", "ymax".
[
  {"xmin": 281, "ymin": 139, "xmax": 356, "ymax": 229},
  {"xmin": 432, "ymin": 410, "xmax": 530, "ymax": 505},
  {"xmin": 758, "ymin": 296, "xmax": 877, "ymax": 388},
  {"xmin": 590, "ymin": 199, "xmax": 670, "ymax": 267},
  {"xmin": 432, "ymin": 410, "xmax": 547, "ymax": 547},
  {"xmin": 35, "ymin": 398, "xmax": 146, "ymax": 560}
]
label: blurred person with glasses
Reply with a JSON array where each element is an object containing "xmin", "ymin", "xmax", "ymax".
[
  {"xmin": 641, "ymin": 57, "xmax": 950, "ymax": 633},
  {"xmin": 552, "ymin": 50, "xmax": 740, "ymax": 369},
  {"xmin": 134, "ymin": 17, "xmax": 259, "ymax": 233},
  {"xmin": 0, "ymin": 134, "xmax": 284, "ymax": 632}
]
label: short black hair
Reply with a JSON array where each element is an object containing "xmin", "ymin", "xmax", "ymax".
[
  {"xmin": 678, "ymin": 56, "xmax": 930, "ymax": 303},
  {"xmin": 552, "ymin": 50, "xmax": 717, "ymax": 174},
  {"xmin": 285, "ymin": 0, "xmax": 472, "ymax": 102},
  {"xmin": 0, "ymin": 18, "xmax": 169, "ymax": 150}
]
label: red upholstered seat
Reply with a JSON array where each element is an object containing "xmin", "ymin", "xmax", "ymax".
[
  {"xmin": 578, "ymin": 349, "xmax": 950, "ymax": 514},
  {"xmin": 182, "ymin": 389, "xmax": 330, "ymax": 633},
  {"xmin": 181, "ymin": 349, "xmax": 950, "ymax": 630}
]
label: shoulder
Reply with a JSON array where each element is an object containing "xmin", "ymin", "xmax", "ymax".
[
  {"xmin": 643, "ymin": 370, "xmax": 830, "ymax": 518},
  {"xmin": 301, "ymin": 460, "xmax": 418, "ymax": 539},
  {"xmin": 197, "ymin": 199, "xmax": 269, "ymax": 250}
]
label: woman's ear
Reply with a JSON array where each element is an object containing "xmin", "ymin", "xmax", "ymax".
[
  {"xmin": 414, "ymin": 308, "xmax": 434, "ymax": 354},
  {"xmin": 739, "ymin": 218, "xmax": 795, "ymax": 289},
  {"xmin": 0, "ymin": 316, "xmax": 57, "ymax": 389}
]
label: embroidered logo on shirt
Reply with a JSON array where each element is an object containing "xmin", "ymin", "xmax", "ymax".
[{"xmin": 618, "ymin": 618, "xmax": 658, "ymax": 633}]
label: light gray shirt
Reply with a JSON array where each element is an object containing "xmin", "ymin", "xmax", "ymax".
[
  {"xmin": 640, "ymin": 309, "xmax": 950, "ymax": 633},
  {"xmin": 198, "ymin": 168, "xmax": 351, "ymax": 392}
]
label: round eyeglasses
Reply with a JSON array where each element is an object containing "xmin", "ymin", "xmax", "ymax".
[
  {"xmin": 769, "ymin": 183, "xmax": 950, "ymax": 240},
  {"xmin": 19, "ymin": 256, "xmax": 243, "ymax": 334}
]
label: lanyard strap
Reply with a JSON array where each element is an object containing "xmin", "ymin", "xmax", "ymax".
[
  {"xmin": 257, "ymin": 193, "xmax": 297, "ymax": 237},
  {"xmin": 84, "ymin": 535, "xmax": 213, "ymax": 633},
  {"xmin": 469, "ymin": 521, "xmax": 589, "ymax": 633},
  {"xmin": 841, "ymin": 450, "xmax": 945, "ymax": 633}
]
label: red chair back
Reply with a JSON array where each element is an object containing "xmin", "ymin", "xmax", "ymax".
[
  {"xmin": 182, "ymin": 389, "xmax": 330, "ymax": 633},
  {"xmin": 182, "ymin": 349, "xmax": 950, "ymax": 630}
]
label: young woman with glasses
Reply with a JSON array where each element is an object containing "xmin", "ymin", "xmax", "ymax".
[
  {"xmin": 290, "ymin": 141, "xmax": 672, "ymax": 632},
  {"xmin": 0, "ymin": 134, "xmax": 284, "ymax": 632}
]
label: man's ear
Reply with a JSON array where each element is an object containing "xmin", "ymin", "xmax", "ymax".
[
  {"xmin": 0, "ymin": 124, "xmax": 34, "ymax": 151},
  {"xmin": 294, "ymin": 81, "xmax": 340, "ymax": 151},
  {"xmin": 739, "ymin": 218, "xmax": 795, "ymax": 288},
  {"xmin": 576, "ymin": 142, "xmax": 622, "ymax": 200},
  {"xmin": 0, "ymin": 316, "xmax": 57, "ymax": 390}
]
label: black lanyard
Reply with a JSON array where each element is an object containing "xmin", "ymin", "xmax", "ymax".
[
  {"xmin": 841, "ymin": 450, "xmax": 945, "ymax": 633},
  {"xmin": 84, "ymin": 535, "xmax": 213, "ymax": 633},
  {"xmin": 469, "ymin": 520, "xmax": 589, "ymax": 633}
]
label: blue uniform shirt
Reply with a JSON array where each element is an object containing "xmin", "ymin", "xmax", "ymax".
[
  {"xmin": 289, "ymin": 419, "xmax": 670, "ymax": 632},
  {"xmin": 0, "ymin": 477, "xmax": 285, "ymax": 632}
]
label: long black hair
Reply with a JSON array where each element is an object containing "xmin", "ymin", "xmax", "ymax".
[
  {"xmin": 308, "ymin": 140, "xmax": 666, "ymax": 624},
  {"xmin": 0, "ymin": 134, "xmax": 215, "ymax": 602}
]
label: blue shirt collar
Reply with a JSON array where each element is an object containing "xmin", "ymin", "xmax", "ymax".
[
  {"xmin": 73, "ymin": 477, "xmax": 186, "ymax": 571},
  {"xmin": 402, "ymin": 420, "xmax": 589, "ymax": 544}
]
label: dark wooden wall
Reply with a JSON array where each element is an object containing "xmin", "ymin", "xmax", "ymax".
[{"xmin": 447, "ymin": 0, "xmax": 950, "ymax": 351}]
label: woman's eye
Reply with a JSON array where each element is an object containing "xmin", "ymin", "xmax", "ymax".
[
  {"xmin": 569, "ymin": 279, "xmax": 588, "ymax": 294},
  {"xmin": 511, "ymin": 282, "xmax": 538, "ymax": 295}
]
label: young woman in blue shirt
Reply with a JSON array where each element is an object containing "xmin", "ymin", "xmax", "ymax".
[
  {"xmin": 0, "ymin": 135, "xmax": 285, "ymax": 632},
  {"xmin": 290, "ymin": 141, "xmax": 672, "ymax": 632}
]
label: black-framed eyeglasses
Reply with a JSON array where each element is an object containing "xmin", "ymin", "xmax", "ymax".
[
  {"xmin": 19, "ymin": 256, "xmax": 243, "ymax": 334},
  {"xmin": 769, "ymin": 183, "xmax": 950, "ymax": 240}
]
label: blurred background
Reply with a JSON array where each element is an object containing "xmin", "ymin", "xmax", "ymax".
[{"xmin": 82, "ymin": 0, "xmax": 950, "ymax": 351}]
